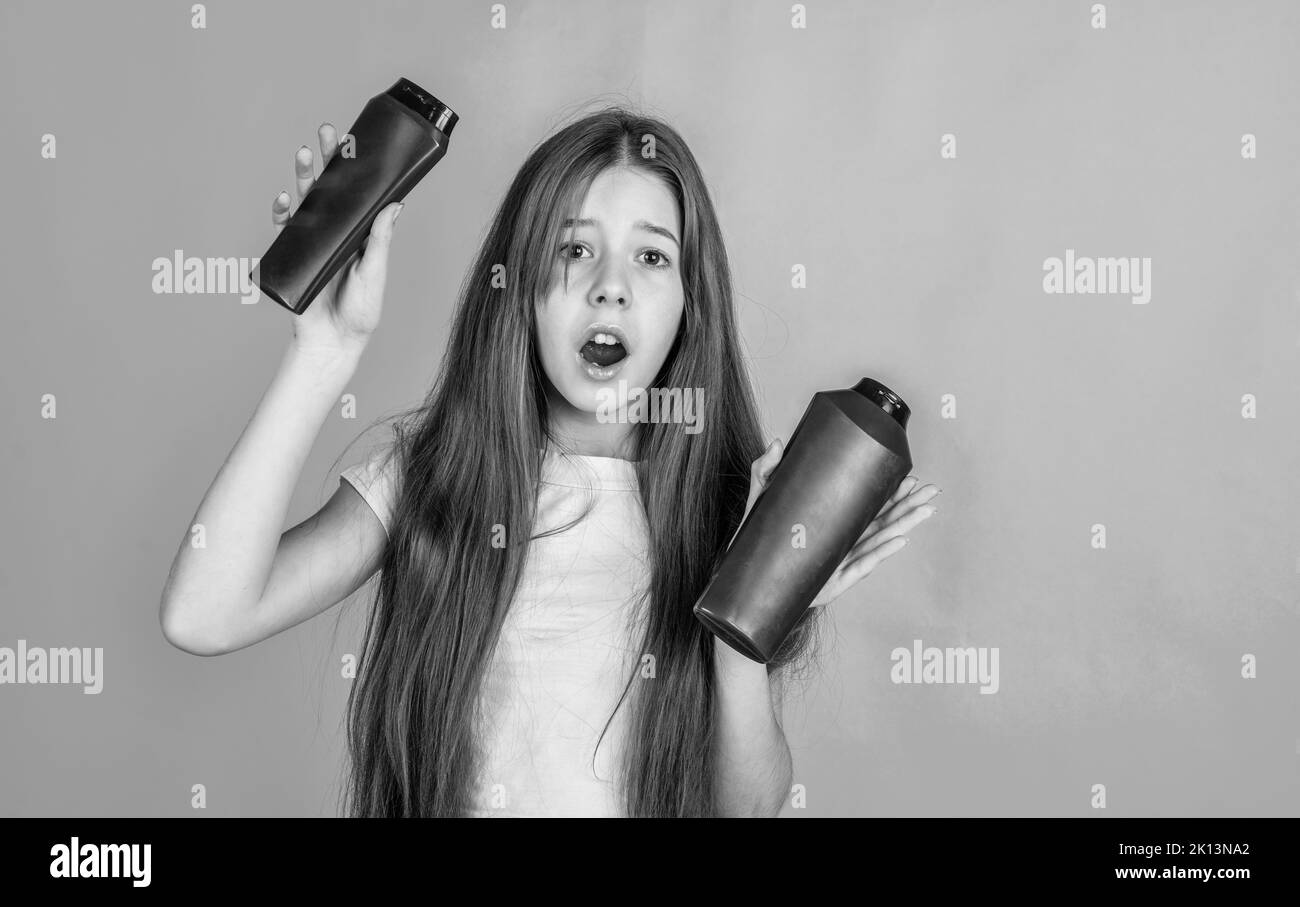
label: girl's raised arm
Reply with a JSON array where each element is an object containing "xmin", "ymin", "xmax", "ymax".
[{"xmin": 158, "ymin": 124, "xmax": 403, "ymax": 656}]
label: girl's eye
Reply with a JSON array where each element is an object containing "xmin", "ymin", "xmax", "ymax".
[
  {"xmin": 557, "ymin": 242, "xmax": 672, "ymax": 269},
  {"xmin": 640, "ymin": 249, "xmax": 671, "ymax": 269}
]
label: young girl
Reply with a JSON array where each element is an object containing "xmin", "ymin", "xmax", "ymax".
[{"xmin": 159, "ymin": 107, "xmax": 939, "ymax": 818}]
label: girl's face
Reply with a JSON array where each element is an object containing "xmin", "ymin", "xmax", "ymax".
[{"xmin": 534, "ymin": 166, "xmax": 685, "ymax": 438}]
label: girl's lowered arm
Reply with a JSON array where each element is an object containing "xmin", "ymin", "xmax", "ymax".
[{"xmin": 711, "ymin": 636, "xmax": 792, "ymax": 817}]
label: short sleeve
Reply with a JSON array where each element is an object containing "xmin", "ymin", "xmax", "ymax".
[{"xmin": 340, "ymin": 443, "xmax": 401, "ymax": 539}]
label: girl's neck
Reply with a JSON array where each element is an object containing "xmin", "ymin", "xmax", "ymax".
[
  {"xmin": 544, "ymin": 382, "xmax": 638, "ymax": 460},
  {"xmin": 547, "ymin": 424, "xmax": 637, "ymax": 460}
]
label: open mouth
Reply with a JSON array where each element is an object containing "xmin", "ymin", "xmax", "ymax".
[{"xmin": 576, "ymin": 322, "xmax": 631, "ymax": 378}]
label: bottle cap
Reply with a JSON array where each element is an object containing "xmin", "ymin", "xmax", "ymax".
[
  {"xmin": 852, "ymin": 377, "xmax": 910, "ymax": 430},
  {"xmin": 387, "ymin": 78, "xmax": 458, "ymax": 136}
]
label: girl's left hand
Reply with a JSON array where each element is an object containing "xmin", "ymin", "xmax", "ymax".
[{"xmin": 743, "ymin": 438, "xmax": 940, "ymax": 609}]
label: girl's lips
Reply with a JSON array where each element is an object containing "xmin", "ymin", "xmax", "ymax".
[
  {"xmin": 577, "ymin": 321, "xmax": 632, "ymax": 355},
  {"xmin": 575, "ymin": 320, "xmax": 631, "ymax": 380}
]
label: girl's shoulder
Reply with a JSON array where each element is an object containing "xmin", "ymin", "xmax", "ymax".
[{"xmin": 340, "ymin": 441, "xmax": 403, "ymax": 539}]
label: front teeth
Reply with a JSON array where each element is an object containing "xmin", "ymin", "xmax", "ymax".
[{"xmin": 592, "ymin": 333, "xmax": 621, "ymax": 345}]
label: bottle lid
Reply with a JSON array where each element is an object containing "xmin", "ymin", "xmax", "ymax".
[
  {"xmin": 852, "ymin": 377, "xmax": 910, "ymax": 430},
  {"xmin": 387, "ymin": 78, "xmax": 458, "ymax": 136}
]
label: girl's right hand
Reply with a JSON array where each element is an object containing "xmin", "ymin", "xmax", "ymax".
[{"xmin": 272, "ymin": 122, "xmax": 404, "ymax": 356}]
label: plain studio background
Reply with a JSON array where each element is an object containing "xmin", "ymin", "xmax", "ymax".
[{"xmin": 2, "ymin": 0, "xmax": 1297, "ymax": 818}]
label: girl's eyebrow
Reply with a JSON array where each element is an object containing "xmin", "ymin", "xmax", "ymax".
[{"xmin": 561, "ymin": 217, "xmax": 680, "ymax": 248}]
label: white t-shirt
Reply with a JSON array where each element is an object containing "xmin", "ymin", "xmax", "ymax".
[{"xmin": 340, "ymin": 442, "xmax": 650, "ymax": 817}]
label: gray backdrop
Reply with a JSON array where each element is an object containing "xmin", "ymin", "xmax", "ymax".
[{"xmin": 2, "ymin": 0, "xmax": 1296, "ymax": 817}]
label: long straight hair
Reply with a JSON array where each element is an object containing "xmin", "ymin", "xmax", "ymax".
[{"xmin": 343, "ymin": 106, "xmax": 822, "ymax": 817}]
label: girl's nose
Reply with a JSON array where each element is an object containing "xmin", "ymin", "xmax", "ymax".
[
  {"xmin": 593, "ymin": 290, "xmax": 628, "ymax": 307},
  {"xmin": 591, "ymin": 280, "xmax": 630, "ymax": 307},
  {"xmin": 590, "ymin": 258, "xmax": 631, "ymax": 307}
]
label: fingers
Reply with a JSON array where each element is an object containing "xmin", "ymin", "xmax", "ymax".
[
  {"xmin": 275, "ymin": 126, "xmax": 335, "ymax": 231},
  {"xmin": 845, "ymin": 498, "xmax": 935, "ymax": 563},
  {"xmin": 270, "ymin": 190, "xmax": 291, "ymax": 234},
  {"xmin": 295, "ymin": 145, "xmax": 315, "ymax": 201},
  {"xmin": 352, "ymin": 202, "xmax": 404, "ymax": 284},
  {"xmin": 813, "ymin": 534, "xmax": 909, "ymax": 607},
  {"xmin": 853, "ymin": 475, "xmax": 920, "ymax": 537},
  {"xmin": 846, "ymin": 479, "xmax": 937, "ymax": 546},
  {"xmin": 808, "ymin": 475, "xmax": 943, "ymax": 608},
  {"xmin": 834, "ymin": 536, "xmax": 910, "ymax": 594},
  {"xmin": 318, "ymin": 122, "xmax": 339, "ymax": 166},
  {"xmin": 875, "ymin": 480, "xmax": 941, "ymax": 528},
  {"xmin": 887, "ymin": 475, "xmax": 920, "ymax": 508},
  {"xmin": 857, "ymin": 476, "xmax": 917, "ymax": 535}
]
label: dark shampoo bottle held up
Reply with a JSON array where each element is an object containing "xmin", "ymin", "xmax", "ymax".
[
  {"xmin": 251, "ymin": 77, "xmax": 459, "ymax": 315},
  {"xmin": 693, "ymin": 377, "xmax": 914, "ymax": 664}
]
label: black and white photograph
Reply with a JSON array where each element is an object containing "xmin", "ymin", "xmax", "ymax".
[{"xmin": 1, "ymin": 0, "xmax": 1295, "ymax": 886}]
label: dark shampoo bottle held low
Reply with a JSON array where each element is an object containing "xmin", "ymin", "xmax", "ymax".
[
  {"xmin": 693, "ymin": 377, "xmax": 914, "ymax": 664},
  {"xmin": 252, "ymin": 77, "xmax": 458, "ymax": 315}
]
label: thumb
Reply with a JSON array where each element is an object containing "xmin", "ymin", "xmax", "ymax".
[
  {"xmin": 758, "ymin": 437, "xmax": 783, "ymax": 481},
  {"xmin": 355, "ymin": 202, "xmax": 403, "ymax": 281},
  {"xmin": 749, "ymin": 437, "xmax": 783, "ymax": 495},
  {"xmin": 738, "ymin": 438, "xmax": 783, "ymax": 533}
]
